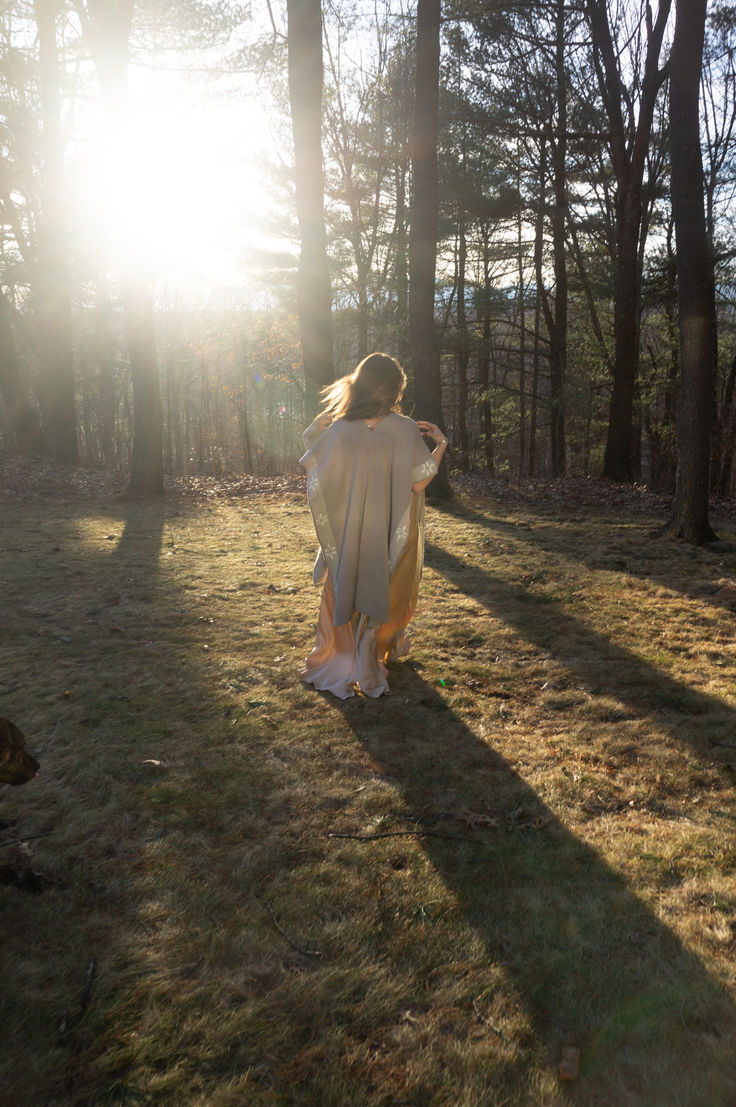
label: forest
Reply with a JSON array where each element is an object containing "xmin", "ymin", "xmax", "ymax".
[
  {"xmin": 4, "ymin": 3, "xmax": 736, "ymax": 1102},
  {"xmin": 1, "ymin": 0, "xmax": 734, "ymax": 518}
]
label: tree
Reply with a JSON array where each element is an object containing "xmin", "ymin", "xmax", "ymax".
[
  {"xmin": 409, "ymin": 0, "xmax": 451, "ymax": 496},
  {"xmin": 35, "ymin": 0, "xmax": 78, "ymax": 463},
  {"xmin": 287, "ymin": 0, "xmax": 334, "ymax": 410},
  {"xmin": 586, "ymin": 0, "xmax": 672, "ymax": 481},
  {"xmin": 75, "ymin": 0, "xmax": 164, "ymax": 494},
  {"xmin": 664, "ymin": 0, "xmax": 716, "ymax": 542},
  {"xmin": 701, "ymin": 6, "xmax": 736, "ymax": 492},
  {"xmin": 541, "ymin": 0, "xmax": 568, "ymax": 477}
]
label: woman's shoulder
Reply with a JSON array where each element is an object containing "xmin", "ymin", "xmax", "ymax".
[{"xmin": 389, "ymin": 413, "xmax": 420, "ymax": 434}]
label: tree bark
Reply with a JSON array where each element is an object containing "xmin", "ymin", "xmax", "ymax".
[
  {"xmin": 0, "ymin": 291, "xmax": 20, "ymax": 447},
  {"xmin": 287, "ymin": 0, "xmax": 334, "ymax": 411},
  {"xmin": 665, "ymin": 0, "xmax": 716, "ymax": 542},
  {"xmin": 394, "ymin": 159, "xmax": 410, "ymax": 365},
  {"xmin": 35, "ymin": 0, "xmax": 78, "ymax": 464},
  {"xmin": 479, "ymin": 222, "xmax": 495, "ymax": 475},
  {"xmin": 586, "ymin": 0, "xmax": 672, "ymax": 481},
  {"xmin": 409, "ymin": 0, "xmax": 451, "ymax": 496},
  {"xmin": 455, "ymin": 134, "xmax": 469, "ymax": 467},
  {"xmin": 80, "ymin": 0, "xmax": 164, "ymax": 493},
  {"xmin": 713, "ymin": 355, "xmax": 736, "ymax": 495},
  {"xmin": 125, "ymin": 282, "xmax": 164, "ymax": 494},
  {"xmin": 516, "ymin": 151, "xmax": 526, "ymax": 477},
  {"xmin": 529, "ymin": 144, "xmax": 546, "ymax": 479},
  {"xmin": 549, "ymin": 0, "xmax": 567, "ymax": 477}
]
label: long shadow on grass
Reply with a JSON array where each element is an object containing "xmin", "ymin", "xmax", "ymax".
[
  {"xmin": 335, "ymin": 670, "xmax": 736, "ymax": 1102},
  {"xmin": 437, "ymin": 499, "xmax": 736, "ymax": 615},
  {"xmin": 424, "ymin": 535, "xmax": 736, "ymax": 764},
  {"xmin": 111, "ymin": 497, "xmax": 167, "ymax": 572}
]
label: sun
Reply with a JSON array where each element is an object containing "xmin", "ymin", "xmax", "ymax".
[{"xmin": 71, "ymin": 81, "xmax": 282, "ymax": 291}]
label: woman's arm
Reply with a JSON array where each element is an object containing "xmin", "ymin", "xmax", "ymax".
[{"xmin": 412, "ymin": 421, "xmax": 448, "ymax": 492}]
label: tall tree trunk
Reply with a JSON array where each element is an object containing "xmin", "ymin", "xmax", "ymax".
[
  {"xmin": 35, "ymin": 0, "xmax": 78, "ymax": 464},
  {"xmin": 665, "ymin": 0, "xmax": 716, "ymax": 542},
  {"xmin": 529, "ymin": 145, "xmax": 546, "ymax": 479},
  {"xmin": 549, "ymin": 0, "xmax": 567, "ymax": 477},
  {"xmin": 394, "ymin": 159, "xmax": 409, "ymax": 365},
  {"xmin": 455, "ymin": 138, "xmax": 469, "ymax": 467},
  {"xmin": 81, "ymin": 0, "xmax": 163, "ymax": 493},
  {"xmin": 601, "ymin": 187, "xmax": 642, "ymax": 480},
  {"xmin": 711, "ymin": 355, "xmax": 736, "ymax": 495},
  {"xmin": 94, "ymin": 278, "xmax": 117, "ymax": 468},
  {"xmin": 479, "ymin": 223, "xmax": 495, "ymax": 475},
  {"xmin": 586, "ymin": 0, "xmax": 672, "ymax": 481},
  {"xmin": 0, "ymin": 290, "xmax": 20, "ymax": 448},
  {"xmin": 409, "ymin": 0, "xmax": 451, "ymax": 496},
  {"xmin": 125, "ymin": 281, "xmax": 163, "ymax": 493},
  {"xmin": 287, "ymin": 0, "xmax": 334, "ymax": 410},
  {"xmin": 516, "ymin": 151, "xmax": 526, "ymax": 478}
]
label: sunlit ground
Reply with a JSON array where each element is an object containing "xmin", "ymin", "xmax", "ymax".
[{"xmin": 2, "ymin": 481, "xmax": 736, "ymax": 1104}]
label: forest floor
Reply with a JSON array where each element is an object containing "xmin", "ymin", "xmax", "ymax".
[{"xmin": 2, "ymin": 458, "xmax": 736, "ymax": 1105}]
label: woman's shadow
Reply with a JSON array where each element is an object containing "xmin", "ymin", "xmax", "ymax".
[{"xmin": 332, "ymin": 666, "xmax": 736, "ymax": 1101}]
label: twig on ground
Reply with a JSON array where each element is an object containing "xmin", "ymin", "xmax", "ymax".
[
  {"xmin": 59, "ymin": 957, "xmax": 96, "ymax": 1036},
  {"xmin": 79, "ymin": 957, "xmax": 96, "ymax": 1014},
  {"xmin": 680, "ymin": 997, "xmax": 691, "ymax": 1031},
  {"xmin": 0, "ymin": 830, "xmax": 52, "ymax": 845},
  {"xmin": 264, "ymin": 901, "xmax": 323, "ymax": 958},
  {"xmin": 473, "ymin": 997, "xmax": 518, "ymax": 1050},
  {"xmin": 328, "ymin": 829, "xmax": 490, "ymax": 846}
]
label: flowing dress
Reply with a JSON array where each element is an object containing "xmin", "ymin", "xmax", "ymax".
[{"xmin": 299, "ymin": 413, "xmax": 438, "ymax": 698}]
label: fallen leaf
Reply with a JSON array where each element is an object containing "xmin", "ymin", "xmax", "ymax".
[{"xmin": 456, "ymin": 810, "xmax": 500, "ymax": 829}]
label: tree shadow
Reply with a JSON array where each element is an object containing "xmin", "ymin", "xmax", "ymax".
[
  {"xmin": 333, "ymin": 668, "xmax": 736, "ymax": 1102},
  {"xmin": 0, "ymin": 495, "xmax": 270, "ymax": 1100},
  {"xmin": 435, "ymin": 498, "xmax": 736, "ymax": 616},
  {"xmin": 110, "ymin": 496, "xmax": 168, "ymax": 571},
  {"xmin": 422, "ymin": 530, "xmax": 736, "ymax": 767}
]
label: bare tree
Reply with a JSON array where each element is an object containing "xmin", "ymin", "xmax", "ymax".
[
  {"xmin": 586, "ymin": 0, "xmax": 672, "ymax": 481},
  {"xmin": 665, "ymin": 0, "xmax": 716, "ymax": 542},
  {"xmin": 409, "ymin": 0, "xmax": 450, "ymax": 495},
  {"xmin": 75, "ymin": 0, "xmax": 163, "ymax": 494},
  {"xmin": 35, "ymin": 0, "xmax": 78, "ymax": 463},
  {"xmin": 287, "ymin": 0, "xmax": 334, "ymax": 410}
]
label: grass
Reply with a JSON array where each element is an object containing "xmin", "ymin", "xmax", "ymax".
[{"xmin": 1, "ymin": 467, "xmax": 736, "ymax": 1105}]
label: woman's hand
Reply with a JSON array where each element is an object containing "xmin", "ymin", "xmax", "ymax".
[
  {"xmin": 415, "ymin": 420, "xmax": 448, "ymax": 446},
  {"xmin": 411, "ymin": 420, "xmax": 449, "ymax": 492}
]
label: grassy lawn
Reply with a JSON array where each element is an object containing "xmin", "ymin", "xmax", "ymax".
[{"xmin": 2, "ymin": 465, "xmax": 736, "ymax": 1105}]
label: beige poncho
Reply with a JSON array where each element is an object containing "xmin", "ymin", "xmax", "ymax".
[{"xmin": 300, "ymin": 413, "xmax": 438, "ymax": 627}]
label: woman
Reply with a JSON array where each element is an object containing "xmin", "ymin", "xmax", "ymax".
[{"xmin": 299, "ymin": 352, "xmax": 448, "ymax": 699}]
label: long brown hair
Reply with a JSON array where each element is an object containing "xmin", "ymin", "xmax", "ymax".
[{"xmin": 320, "ymin": 353, "xmax": 407, "ymax": 422}]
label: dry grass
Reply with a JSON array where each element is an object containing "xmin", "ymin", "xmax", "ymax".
[{"xmin": 1, "ymin": 470, "xmax": 736, "ymax": 1105}]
